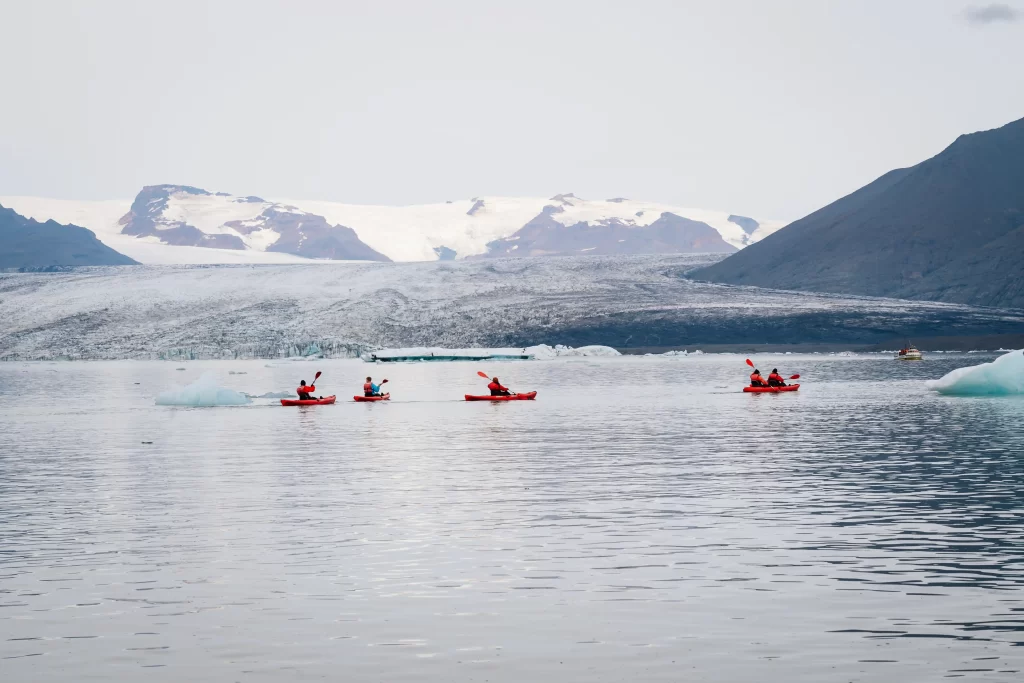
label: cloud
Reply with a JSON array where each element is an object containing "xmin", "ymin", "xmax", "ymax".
[{"xmin": 963, "ymin": 3, "xmax": 1020, "ymax": 24}]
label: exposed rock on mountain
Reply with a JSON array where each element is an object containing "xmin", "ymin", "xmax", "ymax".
[
  {"xmin": 0, "ymin": 204, "xmax": 137, "ymax": 269},
  {"xmin": 695, "ymin": 116, "xmax": 1024, "ymax": 309}
]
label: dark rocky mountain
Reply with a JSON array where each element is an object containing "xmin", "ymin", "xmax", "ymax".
[
  {"xmin": 694, "ymin": 116, "xmax": 1024, "ymax": 309},
  {"xmin": 118, "ymin": 185, "xmax": 390, "ymax": 261},
  {"xmin": 481, "ymin": 206, "xmax": 736, "ymax": 258},
  {"xmin": 0, "ymin": 204, "xmax": 137, "ymax": 269}
]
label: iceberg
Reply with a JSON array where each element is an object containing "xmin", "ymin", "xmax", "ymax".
[
  {"xmin": 524, "ymin": 344, "xmax": 621, "ymax": 359},
  {"xmin": 156, "ymin": 373, "xmax": 252, "ymax": 406},
  {"xmin": 362, "ymin": 344, "xmax": 622, "ymax": 362},
  {"xmin": 248, "ymin": 391, "xmax": 294, "ymax": 399},
  {"xmin": 364, "ymin": 347, "xmax": 533, "ymax": 362},
  {"xmin": 926, "ymin": 349, "xmax": 1024, "ymax": 396}
]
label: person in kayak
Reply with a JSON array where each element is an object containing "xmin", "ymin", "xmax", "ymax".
[
  {"xmin": 767, "ymin": 369, "xmax": 787, "ymax": 387},
  {"xmin": 488, "ymin": 376, "xmax": 512, "ymax": 396},
  {"xmin": 749, "ymin": 369, "xmax": 769, "ymax": 388},
  {"xmin": 363, "ymin": 377, "xmax": 387, "ymax": 397},
  {"xmin": 296, "ymin": 379, "xmax": 319, "ymax": 401}
]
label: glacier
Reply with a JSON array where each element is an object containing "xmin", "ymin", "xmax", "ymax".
[
  {"xmin": 926, "ymin": 349, "xmax": 1024, "ymax": 396},
  {"xmin": 155, "ymin": 374, "xmax": 252, "ymax": 406},
  {"xmin": 2, "ymin": 255, "xmax": 1022, "ymax": 361}
]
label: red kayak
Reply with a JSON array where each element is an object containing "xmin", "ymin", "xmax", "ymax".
[
  {"xmin": 465, "ymin": 391, "xmax": 537, "ymax": 401},
  {"xmin": 743, "ymin": 384, "xmax": 800, "ymax": 393},
  {"xmin": 280, "ymin": 395, "xmax": 337, "ymax": 406},
  {"xmin": 353, "ymin": 393, "xmax": 390, "ymax": 402}
]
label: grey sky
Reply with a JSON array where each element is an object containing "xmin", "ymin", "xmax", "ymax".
[
  {"xmin": 964, "ymin": 3, "xmax": 1020, "ymax": 23},
  {"xmin": 1, "ymin": 0, "xmax": 1022, "ymax": 221}
]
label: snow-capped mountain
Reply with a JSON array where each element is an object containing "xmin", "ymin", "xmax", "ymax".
[
  {"xmin": 283, "ymin": 193, "xmax": 783, "ymax": 261},
  {"xmin": 0, "ymin": 188, "xmax": 784, "ymax": 265},
  {"xmin": 118, "ymin": 185, "xmax": 389, "ymax": 261}
]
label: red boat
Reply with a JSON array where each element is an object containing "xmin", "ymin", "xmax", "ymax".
[
  {"xmin": 464, "ymin": 391, "xmax": 537, "ymax": 401},
  {"xmin": 743, "ymin": 384, "xmax": 800, "ymax": 393},
  {"xmin": 353, "ymin": 393, "xmax": 390, "ymax": 402},
  {"xmin": 280, "ymin": 395, "xmax": 337, "ymax": 406}
]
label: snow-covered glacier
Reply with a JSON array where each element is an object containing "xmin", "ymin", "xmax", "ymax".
[
  {"xmin": 1, "ymin": 189, "xmax": 784, "ymax": 264},
  {"xmin": 2, "ymin": 255, "xmax": 1022, "ymax": 361}
]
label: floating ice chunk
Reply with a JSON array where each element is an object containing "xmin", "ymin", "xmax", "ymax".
[
  {"xmin": 524, "ymin": 344, "xmax": 621, "ymax": 358},
  {"xmin": 248, "ymin": 391, "xmax": 293, "ymax": 399},
  {"xmin": 926, "ymin": 349, "xmax": 1024, "ymax": 396},
  {"xmin": 156, "ymin": 373, "xmax": 252, "ymax": 406},
  {"xmin": 361, "ymin": 344, "xmax": 621, "ymax": 362},
  {"xmin": 364, "ymin": 346, "xmax": 532, "ymax": 361}
]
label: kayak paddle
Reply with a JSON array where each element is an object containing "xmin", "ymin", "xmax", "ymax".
[
  {"xmin": 745, "ymin": 358, "xmax": 754, "ymax": 367},
  {"xmin": 789, "ymin": 374, "xmax": 800, "ymax": 380}
]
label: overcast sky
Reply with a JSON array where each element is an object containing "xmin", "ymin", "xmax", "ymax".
[{"xmin": 1, "ymin": 0, "xmax": 1022, "ymax": 220}]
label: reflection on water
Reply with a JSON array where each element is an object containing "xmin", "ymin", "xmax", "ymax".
[{"xmin": 1, "ymin": 355, "xmax": 1022, "ymax": 682}]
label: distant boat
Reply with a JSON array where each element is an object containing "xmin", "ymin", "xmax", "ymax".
[{"xmin": 895, "ymin": 343, "xmax": 923, "ymax": 360}]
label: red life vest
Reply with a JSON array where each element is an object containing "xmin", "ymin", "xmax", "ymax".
[
  {"xmin": 769, "ymin": 373, "xmax": 784, "ymax": 384},
  {"xmin": 297, "ymin": 385, "xmax": 314, "ymax": 395},
  {"xmin": 488, "ymin": 381, "xmax": 508, "ymax": 393},
  {"xmin": 750, "ymin": 373, "xmax": 765, "ymax": 386},
  {"xmin": 363, "ymin": 382, "xmax": 372, "ymax": 393}
]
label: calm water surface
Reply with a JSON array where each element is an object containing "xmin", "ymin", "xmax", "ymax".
[{"xmin": 1, "ymin": 354, "xmax": 1022, "ymax": 682}]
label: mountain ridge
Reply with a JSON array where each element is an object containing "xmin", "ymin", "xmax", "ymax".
[
  {"xmin": 0, "ymin": 204, "xmax": 138, "ymax": 269},
  {"xmin": 0, "ymin": 190, "xmax": 785, "ymax": 264},
  {"xmin": 692, "ymin": 116, "xmax": 1024, "ymax": 309}
]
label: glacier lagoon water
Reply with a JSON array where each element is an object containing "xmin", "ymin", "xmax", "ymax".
[{"xmin": 1, "ymin": 354, "xmax": 1022, "ymax": 682}]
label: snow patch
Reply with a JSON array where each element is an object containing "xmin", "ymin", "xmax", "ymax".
[
  {"xmin": 162, "ymin": 192, "xmax": 267, "ymax": 234},
  {"xmin": 926, "ymin": 349, "xmax": 1024, "ymax": 396},
  {"xmin": 155, "ymin": 373, "xmax": 252, "ymax": 406}
]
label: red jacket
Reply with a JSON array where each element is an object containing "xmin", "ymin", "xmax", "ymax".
[
  {"xmin": 488, "ymin": 381, "xmax": 508, "ymax": 393},
  {"xmin": 297, "ymin": 385, "xmax": 315, "ymax": 396}
]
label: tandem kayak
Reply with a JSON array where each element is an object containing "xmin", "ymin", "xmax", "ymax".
[
  {"xmin": 353, "ymin": 393, "xmax": 390, "ymax": 402},
  {"xmin": 280, "ymin": 395, "xmax": 337, "ymax": 406},
  {"xmin": 743, "ymin": 384, "xmax": 800, "ymax": 393},
  {"xmin": 464, "ymin": 391, "xmax": 537, "ymax": 401}
]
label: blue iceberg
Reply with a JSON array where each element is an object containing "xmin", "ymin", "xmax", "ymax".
[{"xmin": 926, "ymin": 349, "xmax": 1024, "ymax": 396}]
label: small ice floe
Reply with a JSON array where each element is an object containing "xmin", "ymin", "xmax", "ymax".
[
  {"xmin": 361, "ymin": 344, "xmax": 621, "ymax": 363},
  {"xmin": 155, "ymin": 373, "xmax": 251, "ymax": 406},
  {"xmin": 525, "ymin": 344, "xmax": 621, "ymax": 359}
]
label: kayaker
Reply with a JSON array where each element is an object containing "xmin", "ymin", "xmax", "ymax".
[
  {"xmin": 488, "ymin": 376, "xmax": 512, "ymax": 396},
  {"xmin": 767, "ymin": 369, "xmax": 787, "ymax": 387},
  {"xmin": 749, "ymin": 369, "xmax": 769, "ymax": 388},
  {"xmin": 297, "ymin": 379, "xmax": 318, "ymax": 400},
  {"xmin": 363, "ymin": 377, "xmax": 387, "ymax": 397}
]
